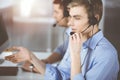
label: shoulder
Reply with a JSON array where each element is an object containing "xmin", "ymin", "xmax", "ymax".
[{"xmin": 93, "ymin": 37, "xmax": 118, "ymax": 63}]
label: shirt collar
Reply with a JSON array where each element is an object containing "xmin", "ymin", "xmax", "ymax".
[
  {"xmin": 83, "ymin": 30, "xmax": 104, "ymax": 50},
  {"xmin": 66, "ymin": 27, "xmax": 72, "ymax": 36}
]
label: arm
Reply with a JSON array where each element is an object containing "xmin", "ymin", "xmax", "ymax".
[
  {"xmin": 5, "ymin": 46, "xmax": 46, "ymax": 74},
  {"xmin": 5, "ymin": 47, "xmax": 71, "ymax": 80},
  {"xmin": 69, "ymin": 33, "xmax": 83, "ymax": 80},
  {"xmin": 42, "ymin": 52, "xmax": 62, "ymax": 64},
  {"xmin": 69, "ymin": 34, "xmax": 119, "ymax": 80},
  {"xmin": 30, "ymin": 53, "xmax": 46, "ymax": 74},
  {"xmin": 22, "ymin": 40, "xmax": 68, "ymax": 72},
  {"xmin": 22, "ymin": 52, "xmax": 62, "ymax": 73},
  {"xmin": 73, "ymin": 50, "xmax": 119, "ymax": 80}
]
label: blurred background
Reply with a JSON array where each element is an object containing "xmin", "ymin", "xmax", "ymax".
[
  {"xmin": 0, "ymin": 0, "xmax": 120, "ymax": 79},
  {"xmin": 0, "ymin": 0, "xmax": 105, "ymax": 52}
]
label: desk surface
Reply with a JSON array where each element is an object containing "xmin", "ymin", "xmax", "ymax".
[
  {"xmin": 0, "ymin": 68, "xmax": 44, "ymax": 80},
  {"xmin": 0, "ymin": 52, "xmax": 51, "ymax": 80}
]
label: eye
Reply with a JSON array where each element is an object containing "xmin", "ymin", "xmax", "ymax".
[{"xmin": 75, "ymin": 17, "xmax": 81, "ymax": 20}]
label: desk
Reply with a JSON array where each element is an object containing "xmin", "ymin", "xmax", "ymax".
[
  {"xmin": 0, "ymin": 52, "xmax": 51, "ymax": 80},
  {"xmin": 0, "ymin": 68, "xmax": 44, "ymax": 80}
]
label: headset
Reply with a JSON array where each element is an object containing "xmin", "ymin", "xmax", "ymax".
[
  {"xmin": 87, "ymin": 0, "xmax": 98, "ymax": 26},
  {"xmin": 53, "ymin": 0, "xmax": 72, "ymax": 27},
  {"xmin": 70, "ymin": 0, "xmax": 98, "ymax": 35}
]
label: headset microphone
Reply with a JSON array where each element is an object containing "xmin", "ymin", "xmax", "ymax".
[
  {"xmin": 70, "ymin": 25, "xmax": 91, "ymax": 35},
  {"xmin": 70, "ymin": 32, "xmax": 75, "ymax": 35},
  {"xmin": 81, "ymin": 25, "xmax": 91, "ymax": 33},
  {"xmin": 53, "ymin": 23, "xmax": 57, "ymax": 27}
]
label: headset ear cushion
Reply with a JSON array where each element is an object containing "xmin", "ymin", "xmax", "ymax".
[{"xmin": 89, "ymin": 17, "xmax": 98, "ymax": 25}]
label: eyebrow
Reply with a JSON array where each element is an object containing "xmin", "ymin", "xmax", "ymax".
[
  {"xmin": 69, "ymin": 15, "xmax": 82, "ymax": 18},
  {"xmin": 73, "ymin": 15, "xmax": 81, "ymax": 17}
]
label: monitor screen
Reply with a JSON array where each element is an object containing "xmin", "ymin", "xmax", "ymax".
[{"xmin": 0, "ymin": 14, "xmax": 9, "ymax": 53}]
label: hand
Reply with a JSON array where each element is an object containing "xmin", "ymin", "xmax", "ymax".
[
  {"xmin": 69, "ymin": 33, "xmax": 83, "ymax": 79},
  {"xmin": 22, "ymin": 59, "xmax": 48, "ymax": 73},
  {"xmin": 69, "ymin": 33, "xmax": 83, "ymax": 56},
  {"xmin": 5, "ymin": 46, "xmax": 32, "ymax": 63},
  {"xmin": 22, "ymin": 61, "xmax": 39, "ymax": 73},
  {"xmin": 22, "ymin": 61, "xmax": 31, "ymax": 71}
]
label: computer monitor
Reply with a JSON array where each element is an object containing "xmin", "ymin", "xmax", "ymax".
[{"xmin": 0, "ymin": 14, "xmax": 9, "ymax": 53}]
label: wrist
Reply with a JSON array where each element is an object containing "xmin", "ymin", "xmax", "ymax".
[
  {"xmin": 41, "ymin": 59, "xmax": 49, "ymax": 64},
  {"xmin": 71, "ymin": 53, "xmax": 80, "ymax": 60},
  {"xmin": 29, "ymin": 53, "xmax": 34, "ymax": 64}
]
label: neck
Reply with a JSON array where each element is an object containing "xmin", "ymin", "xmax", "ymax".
[{"xmin": 82, "ymin": 25, "xmax": 99, "ymax": 42}]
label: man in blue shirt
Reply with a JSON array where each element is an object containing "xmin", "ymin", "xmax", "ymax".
[
  {"xmin": 5, "ymin": 0, "xmax": 119, "ymax": 80},
  {"xmin": 67, "ymin": 0, "xmax": 119, "ymax": 80},
  {"xmin": 22, "ymin": 0, "xmax": 72, "ymax": 72}
]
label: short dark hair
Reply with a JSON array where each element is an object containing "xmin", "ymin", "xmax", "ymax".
[
  {"xmin": 53, "ymin": 0, "xmax": 72, "ymax": 17},
  {"xmin": 68, "ymin": 0, "xmax": 103, "ymax": 23}
]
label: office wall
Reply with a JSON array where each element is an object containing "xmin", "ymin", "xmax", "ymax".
[{"xmin": 104, "ymin": 0, "xmax": 120, "ymax": 79}]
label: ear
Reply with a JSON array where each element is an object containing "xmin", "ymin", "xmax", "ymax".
[{"xmin": 95, "ymin": 14, "xmax": 100, "ymax": 21}]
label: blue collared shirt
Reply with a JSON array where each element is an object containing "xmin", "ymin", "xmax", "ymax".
[
  {"xmin": 53, "ymin": 28, "xmax": 71, "ymax": 57},
  {"xmin": 45, "ymin": 30, "xmax": 119, "ymax": 80}
]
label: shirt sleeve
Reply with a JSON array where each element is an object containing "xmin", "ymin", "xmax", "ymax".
[
  {"xmin": 53, "ymin": 39, "xmax": 68, "ymax": 57},
  {"xmin": 73, "ymin": 48, "xmax": 119, "ymax": 80},
  {"xmin": 74, "ymin": 73, "xmax": 85, "ymax": 80},
  {"xmin": 44, "ymin": 64, "xmax": 70, "ymax": 80}
]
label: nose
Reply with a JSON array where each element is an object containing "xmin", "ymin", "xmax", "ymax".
[{"xmin": 68, "ymin": 17, "xmax": 73, "ymax": 27}]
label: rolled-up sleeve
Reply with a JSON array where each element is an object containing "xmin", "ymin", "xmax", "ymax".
[
  {"xmin": 44, "ymin": 64, "xmax": 62, "ymax": 80},
  {"xmin": 44, "ymin": 64, "xmax": 70, "ymax": 80}
]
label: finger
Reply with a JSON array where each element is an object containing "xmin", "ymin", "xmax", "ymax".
[
  {"xmin": 72, "ymin": 33, "xmax": 78, "ymax": 42},
  {"xmin": 11, "ymin": 59, "xmax": 18, "ymax": 63},
  {"xmin": 75, "ymin": 33, "xmax": 81, "ymax": 41},
  {"xmin": 5, "ymin": 54, "xmax": 21, "ymax": 62},
  {"xmin": 73, "ymin": 33, "xmax": 77, "ymax": 39},
  {"xmin": 69, "ymin": 34, "xmax": 76, "ymax": 43},
  {"xmin": 69, "ymin": 35, "xmax": 73, "ymax": 41},
  {"xmin": 5, "ymin": 55, "xmax": 15, "ymax": 61},
  {"xmin": 5, "ymin": 56, "xmax": 17, "ymax": 63},
  {"xmin": 10, "ymin": 58, "xmax": 22, "ymax": 63}
]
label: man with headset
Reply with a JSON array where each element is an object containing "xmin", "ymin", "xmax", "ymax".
[
  {"xmin": 22, "ymin": 0, "xmax": 72, "ymax": 72},
  {"xmin": 68, "ymin": 0, "xmax": 119, "ymax": 80},
  {"xmin": 5, "ymin": 0, "xmax": 119, "ymax": 80}
]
